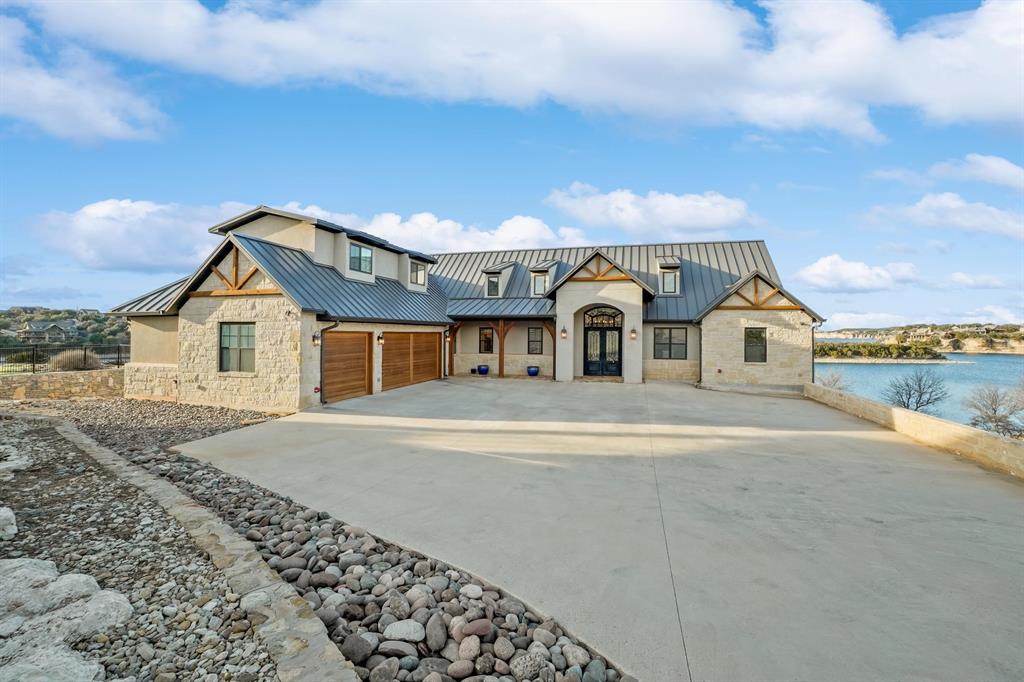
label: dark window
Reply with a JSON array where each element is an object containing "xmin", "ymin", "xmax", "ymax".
[
  {"xmin": 528, "ymin": 327, "xmax": 543, "ymax": 354},
  {"xmin": 411, "ymin": 261, "xmax": 426, "ymax": 285},
  {"xmin": 532, "ymin": 273, "xmax": 548, "ymax": 296},
  {"xmin": 654, "ymin": 327, "xmax": 687, "ymax": 359},
  {"xmin": 349, "ymin": 243, "xmax": 373, "ymax": 273},
  {"xmin": 661, "ymin": 270, "xmax": 678, "ymax": 294},
  {"xmin": 744, "ymin": 327, "xmax": 767, "ymax": 363},
  {"xmin": 486, "ymin": 274, "xmax": 500, "ymax": 297},
  {"xmin": 479, "ymin": 327, "xmax": 494, "ymax": 353},
  {"xmin": 219, "ymin": 323, "xmax": 255, "ymax": 372}
]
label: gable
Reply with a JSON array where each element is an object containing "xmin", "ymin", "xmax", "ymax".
[
  {"xmin": 719, "ymin": 274, "xmax": 797, "ymax": 309},
  {"xmin": 567, "ymin": 253, "xmax": 632, "ymax": 283},
  {"xmin": 190, "ymin": 243, "xmax": 281, "ymax": 299}
]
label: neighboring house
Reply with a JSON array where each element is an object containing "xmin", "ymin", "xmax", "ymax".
[
  {"xmin": 17, "ymin": 320, "xmax": 79, "ymax": 343},
  {"xmin": 111, "ymin": 205, "xmax": 823, "ymax": 412}
]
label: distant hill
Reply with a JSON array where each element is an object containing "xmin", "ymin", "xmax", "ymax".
[
  {"xmin": 822, "ymin": 323, "xmax": 1024, "ymax": 355},
  {"xmin": 0, "ymin": 307, "xmax": 128, "ymax": 346}
]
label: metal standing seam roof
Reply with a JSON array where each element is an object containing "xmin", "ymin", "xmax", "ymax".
[
  {"xmin": 109, "ymin": 277, "xmax": 189, "ymax": 316},
  {"xmin": 430, "ymin": 240, "xmax": 782, "ymax": 322}
]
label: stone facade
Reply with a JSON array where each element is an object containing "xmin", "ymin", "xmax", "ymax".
[
  {"xmin": 177, "ymin": 294, "xmax": 303, "ymax": 413},
  {"xmin": 124, "ymin": 363, "xmax": 178, "ymax": 401},
  {"xmin": 700, "ymin": 309, "xmax": 813, "ymax": 389},
  {"xmin": 0, "ymin": 368, "xmax": 123, "ymax": 400},
  {"xmin": 642, "ymin": 323, "xmax": 699, "ymax": 381},
  {"xmin": 452, "ymin": 322, "xmax": 553, "ymax": 377},
  {"xmin": 805, "ymin": 383, "xmax": 1024, "ymax": 479}
]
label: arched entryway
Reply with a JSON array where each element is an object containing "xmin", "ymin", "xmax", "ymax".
[{"xmin": 582, "ymin": 306, "xmax": 623, "ymax": 376}]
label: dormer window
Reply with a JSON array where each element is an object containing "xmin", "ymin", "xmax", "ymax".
[
  {"xmin": 485, "ymin": 274, "xmax": 500, "ymax": 297},
  {"xmin": 349, "ymin": 243, "xmax": 373, "ymax": 274},
  {"xmin": 661, "ymin": 270, "xmax": 678, "ymax": 294},
  {"xmin": 411, "ymin": 261, "xmax": 427, "ymax": 286},
  {"xmin": 532, "ymin": 272, "xmax": 548, "ymax": 296}
]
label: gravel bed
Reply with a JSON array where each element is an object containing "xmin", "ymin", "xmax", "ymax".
[
  {"xmin": 0, "ymin": 416, "xmax": 276, "ymax": 682},
  {"xmin": 11, "ymin": 399, "xmax": 631, "ymax": 682}
]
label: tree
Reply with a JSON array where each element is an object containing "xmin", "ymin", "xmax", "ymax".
[
  {"xmin": 881, "ymin": 368, "xmax": 950, "ymax": 413},
  {"xmin": 964, "ymin": 386, "xmax": 1024, "ymax": 439},
  {"xmin": 817, "ymin": 371, "xmax": 848, "ymax": 391}
]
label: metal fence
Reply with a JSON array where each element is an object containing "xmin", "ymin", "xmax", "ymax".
[{"xmin": 0, "ymin": 344, "xmax": 130, "ymax": 375}]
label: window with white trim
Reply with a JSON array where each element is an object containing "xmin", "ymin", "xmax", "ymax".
[
  {"xmin": 661, "ymin": 270, "xmax": 678, "ymax": 294},
  {"xmin": 531, "ymin": 272, "xmax": 548, "ymax": 296},
  {"xmin": 411, "ymin": 261, "xmax": 427, "ymax": 286},
  {"xmin": 349, "ymin": 243, "xmax": 373, "ymax": 274},
  {"xmin": 219, "ymin": 323, "xmax": 255, "ymax": 372},
  {"xmin": 485, "ymin": 274, "xmax": 500, "ymax": 297}
]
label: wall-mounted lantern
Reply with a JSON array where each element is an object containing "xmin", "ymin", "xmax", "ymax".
[
  {"xmin": 377, "ymin": 332, "xmax": 385, "ymax": 345},
  {"xmin": 312, "ymin": 330, "xmax": 322, "ymax": 347},
  {"xmin": 560, "ymin": 326, "xmax": 568, "ymax": 339},
  {"xmin": 629, "ymin": 328, "xmax": 638, "ymax": 340}
]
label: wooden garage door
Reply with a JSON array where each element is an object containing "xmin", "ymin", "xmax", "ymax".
[
  {"xmin": 382, "ymin": 332, "xmax": 441, "ymax": 391},
  {"xmin": 323, "ymin": 332, "xmax": 372, "ymax": 402}
]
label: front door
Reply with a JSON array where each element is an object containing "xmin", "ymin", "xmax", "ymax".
[{"xmin": 584, "ymin": 328, "xmax": 622, "ymax": 376}]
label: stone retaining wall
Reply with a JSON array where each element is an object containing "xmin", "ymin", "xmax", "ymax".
[
  {"xmin": 123, "ymin": 363, "xmax": 178, "ymax": 400},
  {"xmin": 804, "ymin": 383, "xmax": 1024, "ymax": 479},
  {"xmin": 0, "ymin": 368, "xmax": 123, "ymax": 400}
]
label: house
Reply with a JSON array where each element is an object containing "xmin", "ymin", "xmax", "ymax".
[
  {"xmin": 17, "ymin": 320, "xmax": 80, "ymax": 343},
  {"xmin": 111, "ymin": 205, "xmax": 824, "ymax": 412}
]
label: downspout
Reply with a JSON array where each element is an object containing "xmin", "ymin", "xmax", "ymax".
[
  {"xmin": 697, "ymin": 324, "xmax": 703, "ymax": 385},
  {"xmin": 318, "ymin": 320, "xmax": 341, "ymax": 405},
  {"xmin": 811, "ymin": 320, "xmax": 822, "ymax": 384}
]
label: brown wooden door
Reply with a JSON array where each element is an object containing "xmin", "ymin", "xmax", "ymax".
[
  {"xmin": 382, "ymin": 332, "xmax": 441, "ymax": 391},
  {"xmin": 322, "ymin": 332, "xmax": 372, "ymax": 402}
]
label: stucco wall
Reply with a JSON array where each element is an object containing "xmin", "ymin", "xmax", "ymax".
[
  {"xmin": 805, "ymin": 383, "xmax": 1024, "ymax": 479},
  {"xmin": 554, "ymin": 280, "xmax": 644, "ymax": 383},
  {"xmin": 452, "ymin": 322, "xmax": 553, "ymax": 377},
  {"xmin": 642, "ymin": 322, "xmax": 700, "ymax": 381},
  {"xmin": 233, "ymin": 215, "xmax": 315, "ymax": 254},
  {"xmin": 0, "ymin": 368, "xmax": 123, "ymax": 400},
  {"xmin": 124, "ymin": 363, "xmax": 178, "ymax": 400},
  {"xmin": 701, "ymin": 309, "xmax": 813, "ymax": 388},
  {"xmin": 130, "ymin": 316, "xmax": 178, "ymax": 364}
]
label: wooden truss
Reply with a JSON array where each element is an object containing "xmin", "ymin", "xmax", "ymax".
[
  {"xmin": 189, "ymin": 245, "xmax": 282, "ymax": 298},
  {"xmin": 716, "ymin": 276, "xmax": 801, "ymax": 311}
]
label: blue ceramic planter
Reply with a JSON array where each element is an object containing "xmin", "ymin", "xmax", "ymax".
[
  {"xmin": 527, "ymin": 366, "xmax": 540, "ymax": 377},
  {"xmin": 477, "ymin": 365, "xmax": 490, "ymax": 375}
]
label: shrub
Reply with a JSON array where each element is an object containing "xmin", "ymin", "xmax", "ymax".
[
  {"xmin": 882, "ymin": 368, "xmax": 949, "ymax": 413},
  {"xmin": 48, "ymin": 349, "xmax": 102, "ymax": 371},
  {"xmin": 964, "ymin": 385, "xmax": 1024, "ymax": 439},
  {"xmin": 4, "ymin": 350, "xmax": 35, "ymax": 363},
  {"xmin": 817, "ymin": 371, "xmax": 848, "ymax": 391}
]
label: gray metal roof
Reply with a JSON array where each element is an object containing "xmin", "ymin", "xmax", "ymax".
[
  {"xmin": 233, "ymin": 235, "xmax": 451, "ymax": 324},
  {"xmin": 110, "ymin": 236, "xmax": 451, "ymax": 324},
  {"xmin": 110, "ymin": 277, "xmax": 188, "ymax": 316},
  {"xmin": 208, "ymin": 206, "xmax": 436, "ymax": 264},
  {"xmin": 446, "ymin": 297, "xmax": 554, "ymax": 319},
  {"xmin": 529, "ymin": 259, "xmax": 559, "ymax": 272},
  {"xmin": 547, "ymin": 248, "xmax": 656, "ymax": 299},
  {"xmin": 432, "ymin": 240, "xmax": 782, "ymax": 322},
  {"xmin": 480, "ymin": 261, "xmax": 517, "ymax": 274}
]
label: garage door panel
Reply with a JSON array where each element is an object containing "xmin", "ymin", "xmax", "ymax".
[
  {"xmin": 323, "ymin": 332, "xmax": 371, "ymax": 402},
  {"xmin": 383, "ymin": 332, "xmax": 440, "ymax": 391}
]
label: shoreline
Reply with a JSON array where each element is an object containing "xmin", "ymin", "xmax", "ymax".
[{"xmin": 815, "ymin": 358, "xmax": 974, "ymax": 365}]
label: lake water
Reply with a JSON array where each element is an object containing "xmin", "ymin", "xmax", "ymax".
[{"xmin": 815, "ymin": 353, "xmax": 1024, "ymax": 425}]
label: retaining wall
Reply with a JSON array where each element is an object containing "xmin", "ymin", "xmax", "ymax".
[
  {"xmin": 804, "ymin": 382, "xmax": 1024, "ymax": 479},
  {"xmin": 0, "ymin": 368, "xmax": 124, "ymax": 400}
]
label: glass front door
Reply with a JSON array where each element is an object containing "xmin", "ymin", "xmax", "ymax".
[{"xmin": 584, "ymin": 327, "xmax": 622, "ymax": 376}]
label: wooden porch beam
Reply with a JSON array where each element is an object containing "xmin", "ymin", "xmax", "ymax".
[{"xmin": 188, "ymin": 288, "xmax": 282, "ymax": 298}]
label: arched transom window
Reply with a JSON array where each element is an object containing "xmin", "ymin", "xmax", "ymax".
[{"xmin": 584, "ymin": 307, "xmax": 623, "ymax": 327}]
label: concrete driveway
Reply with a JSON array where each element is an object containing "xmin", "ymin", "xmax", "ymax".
[{"xmin": 177, "ymin": 379, "xmax": 1024, "ymax": 682}]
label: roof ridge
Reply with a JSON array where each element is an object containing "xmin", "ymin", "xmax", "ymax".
[{"xmin": 432, "ymin": 238, "xmax": 768, "ymax": 257}]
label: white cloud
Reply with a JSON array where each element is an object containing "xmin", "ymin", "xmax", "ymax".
[
  {"xmin": 926, "ymin": 239, "xmax": 952, "ymax": 253},
  {"xmin": 793, "ymin": 254, "xmax": 918, "ymax": 293},
  {"xmin": 870, "ymin": 192, "xmax": 1024, "ymax": 240},
  {"xmin": 11, "ymin": 0, "xmax": 1023, "ymax": 141},
  {"xmin": 284, "ymin": 202, "xmax": 589, "ymax": 254},
  {"xmin": 37, "ymin": 199, "xmax": 245, "ymax": 271},
  {"xmin": 959, "ymin": 305, "xmax": 1023, "ymax": 325},
  {"xmin": 950, "ymin": 272, "xmax": 1009, "ymax": 289},
  {"xmin": 929, "ymin": 153, "xmax": 1024, "ymax": 191},
  {"xmin": 544, "ymin": 182, "xmax": 748, "ymax": 239},
  {"xmin": 0, "ymin": 17, "xmax": 163, "ymax": 142},
  {"xmin": 822, "ymin": 312, "xmax": 908, "ymax": 331},
  {"xmin": 871, "ymin": 153, "xmax": 1024, "ymax": 191}
]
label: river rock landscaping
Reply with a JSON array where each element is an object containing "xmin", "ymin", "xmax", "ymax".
[
  {"xmin": 7, "ymin": 398, "xmax": 632, "ymax": 682},
  {"xmin": 0, "ymin": 416, "xmax": 277, "ymax": 682}
]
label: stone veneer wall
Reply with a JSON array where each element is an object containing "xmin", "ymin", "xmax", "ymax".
[
  {"xmin": 123, "ymin": 363, "xmax": 178, "ymax": 401},
  {"xmin": 701, "ymin": 309, "xmax": 813, "ymax": 388},
  {"xmin": 805, "ymin": 383, "xmax": 1024, "ymax": 479},
  {"xmin": 178, "ymin": 295, "xmax": 302, "ymax": 413},
  {"xmin": 642, "ymin": 323, "xmax": 700, "ymax": 381},
  {"xmin": 0, "ymin": 368, "xmax": 123, "ymax": 400},
  {"xmin": 453, "ymin": 352, "xmax": 553, "ymax": 377}
]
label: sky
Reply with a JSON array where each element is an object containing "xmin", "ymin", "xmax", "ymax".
[{"xmin": 0, "ymin": 0, "xmax": 1022, "ymax": 330}]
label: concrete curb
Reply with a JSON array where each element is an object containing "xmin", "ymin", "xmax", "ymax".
[{"xmin": 1, "ymin": 411, "xmax": 358, "ymax": 682}]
